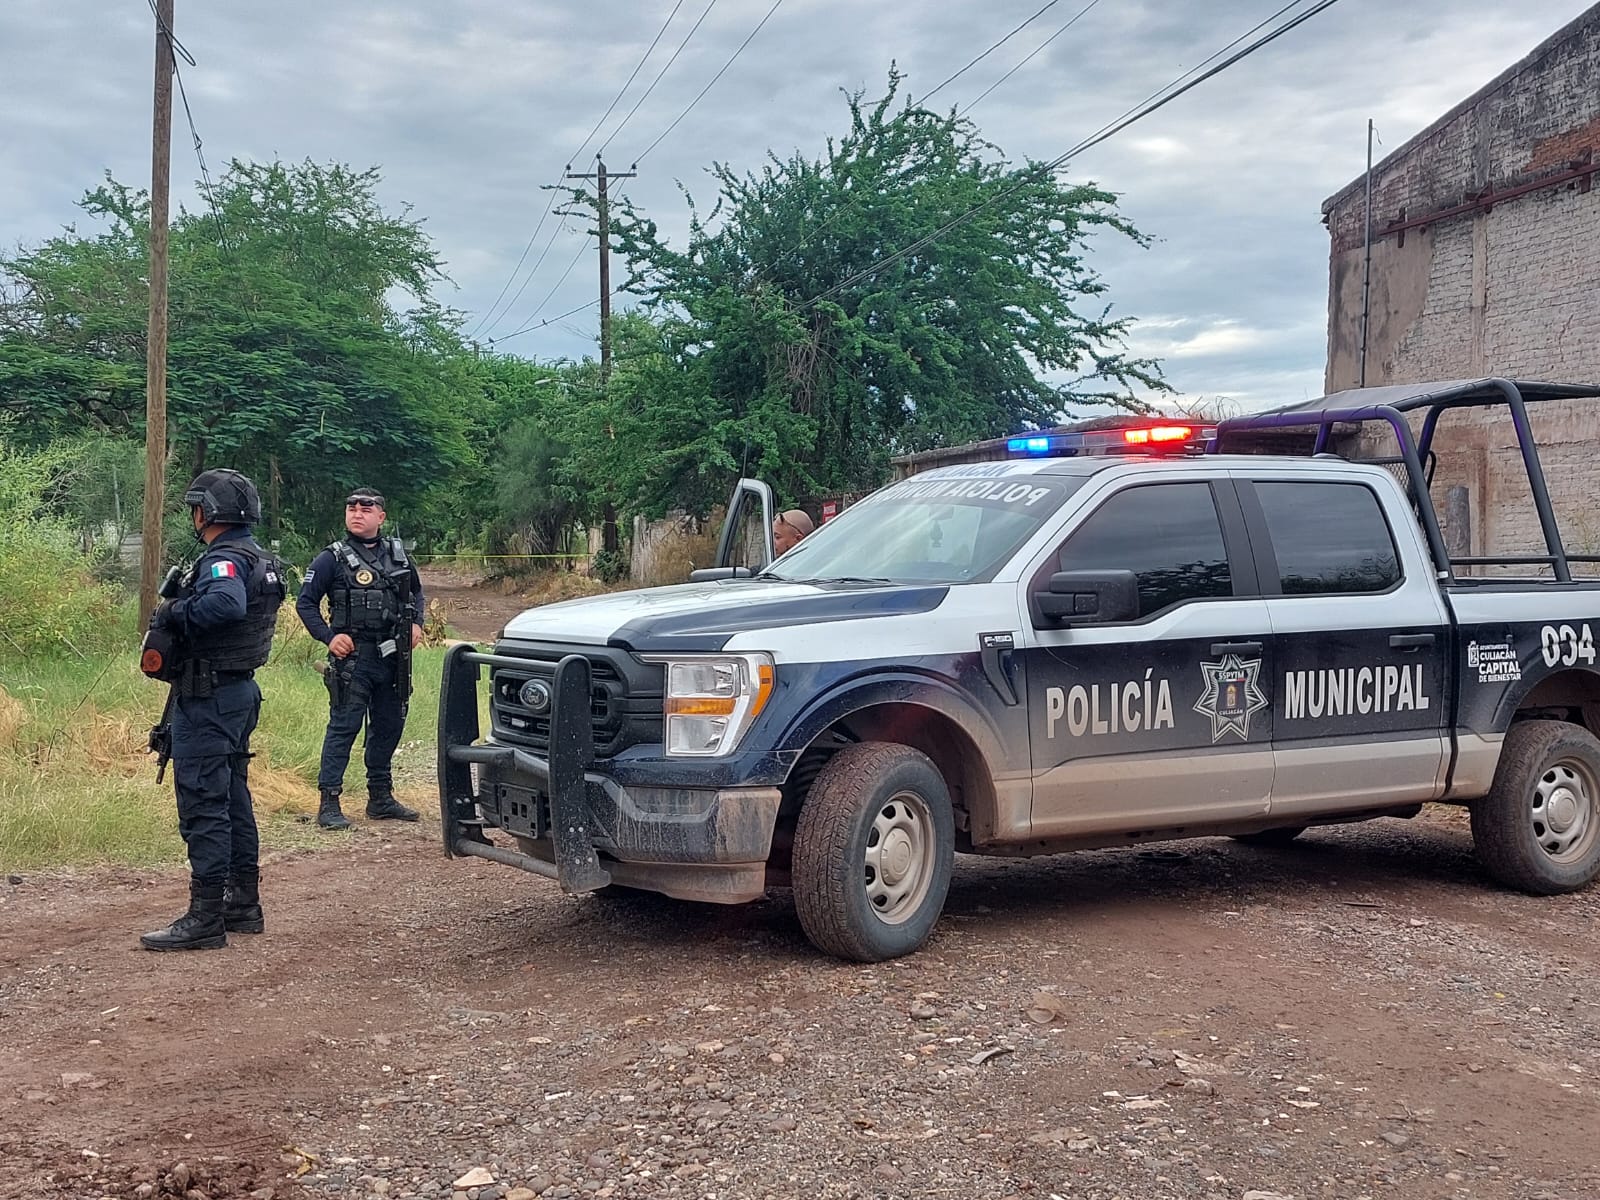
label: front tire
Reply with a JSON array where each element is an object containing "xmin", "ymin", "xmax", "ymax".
[
  {"xmin": 1472, "ymin": 720, "xmax": 1600, "ymax": 895},
  {"xmin": 792, "ymin": 743, "xmax": 955, "ymax": 962}
]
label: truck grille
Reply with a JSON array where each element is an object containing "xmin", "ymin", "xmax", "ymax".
[{"xmin": 488, "ymin": 640, "xmax": 663, "ymax": 760}]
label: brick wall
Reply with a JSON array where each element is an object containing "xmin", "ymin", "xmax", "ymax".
[{"xmin": 1322, "ymin": 5, "xmax": 1600, "ymax": 565}]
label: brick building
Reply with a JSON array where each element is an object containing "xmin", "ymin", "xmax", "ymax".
[{"xmin": 1321, "ymin": 3, "xmax": 1600, "ymax": 562}]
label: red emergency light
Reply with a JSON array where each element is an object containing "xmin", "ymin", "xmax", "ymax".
[{"xmin": 1123, "ymin": 424, "xmax": 1193, "ymax": 445}]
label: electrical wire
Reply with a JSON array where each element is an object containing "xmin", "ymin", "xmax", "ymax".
[
  {"xmin": 601, "ymin": 0, "xmax": 721, "ymax": 159},
  {"xmin": 801, "ymin": 0, "xmax": 1343, "ymax": 309},
  {"xmin": 488, "ymin": 233, "xmax": 596, "ymax": 345},
  {"xmin": 172, "ymin": 62, "xmax": 228, "ymax": 248},
  {"xmin": 962, "ymin": 0, "xmax": 1102, "ymax": 113},
  {"xmin": 631, "ymin": 0, "xmax": 786, "ymax": 166},
  {"xmin": 472, "ymin": 0, "xmax": 688, "ymax": 338},
  {"xmin": 145, "ymin": 0, "xmax": 196, "ymax": 67},
  {"xmin": 577, "ymin": 0, "xmax": 687, "ymax": 163},
  {"xmin": 917, "ymin": 0, "xmax": 1061, "ymax": 106},
  {"xmin": 489, "ymin": 295, "xmax": 607, "ymax": 345}
]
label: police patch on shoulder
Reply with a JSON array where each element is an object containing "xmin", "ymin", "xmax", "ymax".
[{"xmin": 210, "ymin": 560, "xmax": 239, "ymax": 579}]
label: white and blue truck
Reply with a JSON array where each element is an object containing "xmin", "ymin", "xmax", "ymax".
[{"xmin": 438, "ymin": 379, "xmax": 1600, "ymax": 961}]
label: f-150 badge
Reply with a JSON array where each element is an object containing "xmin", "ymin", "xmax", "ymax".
[{"xmin": 1194, "ymin": 654, "xmax": 1268, "ymax": 742}]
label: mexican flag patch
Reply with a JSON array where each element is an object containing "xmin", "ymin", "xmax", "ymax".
[{"xmin": 210, "ymin": 560, "xmax": 238, "ymax": 579}]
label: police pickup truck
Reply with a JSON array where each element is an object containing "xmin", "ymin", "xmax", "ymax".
[{"xmin": 439, "ymin": 378, "xmax": 1600, "ymax": 961}]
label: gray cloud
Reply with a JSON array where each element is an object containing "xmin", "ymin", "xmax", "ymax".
[{"xmin": 2, "ymin": 0, "xmax": 1594, "ymax": 413}]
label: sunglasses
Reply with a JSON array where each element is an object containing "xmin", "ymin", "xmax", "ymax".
[{"xmin": 346, "ymin": 499, "xmax": 382, "ymax": 510}]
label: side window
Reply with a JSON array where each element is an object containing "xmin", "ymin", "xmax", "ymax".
[
  {"xmin": 1255, "ymin": 482, "xmax": 1401, "ymax": 595},
  {"xmin": 1054, "ymin": 483, "xmax": 1233, "ymax": 619}
]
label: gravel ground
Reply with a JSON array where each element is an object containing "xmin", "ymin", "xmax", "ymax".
[{"xmin": 3, "ymin": 809, "xmax": 1599, "ymax": 1200}]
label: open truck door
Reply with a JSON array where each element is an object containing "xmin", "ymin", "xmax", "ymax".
[{"xmin": 689, "ymin": 478, "xmax": 777, "ymax": 581}]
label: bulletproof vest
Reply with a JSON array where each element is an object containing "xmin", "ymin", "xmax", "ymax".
[
  {"xmin": 179, "ymin": 540, "xmax": 287, "ymax": 671},
  {"xmin": 326, "ymin": 537, "xmax": 410, "ymax": 636}
]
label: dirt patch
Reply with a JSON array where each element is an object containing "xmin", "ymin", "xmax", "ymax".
[
  {"xmin": 3, "ymin": 810, "xmax": 1600, "ymax": 1199},
  {"xmin": 420, "ymin": 568, "xmax": 627, "ymax": 644}
]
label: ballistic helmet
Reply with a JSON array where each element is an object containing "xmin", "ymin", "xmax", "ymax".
[{"xmin": 183, "ymin": 468, "xmax": 262, "ymax": 526}]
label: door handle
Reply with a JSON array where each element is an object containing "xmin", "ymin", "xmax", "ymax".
[
  {"xmin": 1389, "ymin": 633, "xmax": 1436, "ymax": 650},
  {"xmin": 1210, "ymin": 641, "xmax": 1263, "ymax": 656}
]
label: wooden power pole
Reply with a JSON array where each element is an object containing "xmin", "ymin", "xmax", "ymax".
[
  {"xmin": 139, "ymin": 0, "xmax": 176, "ymax": 626},
  {"xmin": 565, "ymin": 158, "xmax": 635, "ymax": 551}
]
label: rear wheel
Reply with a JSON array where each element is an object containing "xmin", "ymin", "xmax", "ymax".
[
  {"xmin": 1472, "ymin": 720, "xmax": 1600, "ymax": 894},
  {"xmin": 791, "ymin": 743, "xmax": 954, "ymax": 962},
  {"xmin": 1230, "ymin": 826, "xmax": 1307, "ymax": 847}
]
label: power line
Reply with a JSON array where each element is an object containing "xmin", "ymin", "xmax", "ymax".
[
  {"xmin": 471, "ymin": 0, "xmax": 688, "ymax": 338},
  {"xmin": 917, "ymin": 0, "xmax": 1062, "ymax": 106},
  {"xmin": 172, "ymin": 61, "xmax": 227, "ymax": 247},
  {"xmin": 631, "ymin": 0, "xmax": 785, "ymax": 166},
  {"xmin": 144, "ymin": 0, "xmax": 195, "ymax": 66},
  {"xmin": 601, "ymin": 0, "xmax": 721, "ymax": 158},
  {"xmin": 962, "ymin": 0, "xmax": 1102, "ymax": 114},
  {"xmin": 802, "ymin": 0, "xmax": 1344, "ymax": 310},
  {"xmin": 489, "ymin": 294, "xmax": 607, "ymax": 346},
  {"xmin": 760, "ymin": 0, "xmax": 1104, "ymax": 285},
  {"xmin": 576, "ymin": 0, "xmax": 687, "ymax": 166}
]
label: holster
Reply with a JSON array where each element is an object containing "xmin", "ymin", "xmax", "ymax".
[{"xmin": 324, "ymin": 652, "xmax": 362, "ymax": 709}]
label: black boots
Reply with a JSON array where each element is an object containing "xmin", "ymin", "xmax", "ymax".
[
  {"xmin": 222, "ymin": 870, "xmax": 264, "ymax": 934},
  {"xmin": 317, "ymin": 789, "xmax": 352, "ymax": 830},
  {"xmin": 366, "ymin": 787, "xmax": 420, "ymax": 822},
  {"xmin": 140, "ymin": 882, "xmax": 227, "ymax": 952}
]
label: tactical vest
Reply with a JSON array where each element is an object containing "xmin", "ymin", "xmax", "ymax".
[
  {"xmin": 326, "ymin": 537, "xmax": 411, "ymax": 637},
  {"xmin": 180, "ymin": 540, "xmax": 287, "ymax": 671}
]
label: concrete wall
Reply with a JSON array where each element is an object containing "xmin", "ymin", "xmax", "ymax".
[{"xmin": 1323, "ymin": 6, "xmax": 1600, "ymax": 392}]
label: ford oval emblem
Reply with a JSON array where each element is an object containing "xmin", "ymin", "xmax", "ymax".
[{"xmin": 519, "ymin": 679, "xmax": 553, "ymax": 713}]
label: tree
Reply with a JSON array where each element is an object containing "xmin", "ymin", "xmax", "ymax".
[
  {"xmin": 0, "ymin": 161, "xmax": 473, "ymax": 546},
  {"xmin": 601, "ymin": 68, "xmax": 1167, "ymax": 515}
]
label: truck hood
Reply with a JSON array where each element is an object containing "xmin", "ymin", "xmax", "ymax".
[{"xmin": 500, "ymin": 578, "xmax": 949, "ymax": 652}]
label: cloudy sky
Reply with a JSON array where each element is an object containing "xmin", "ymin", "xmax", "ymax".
[{"xmin": 2, "ymin": 0, "xmax": 1594, "ymax": 413}]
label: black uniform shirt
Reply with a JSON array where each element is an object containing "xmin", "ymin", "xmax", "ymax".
[
  {"xmin": 296, "ymin": 536, "xmax": 426, "ymax": 646},
  {"xmin": 162, "ymin": 526, "xmax": 258, "ymax": 638}
]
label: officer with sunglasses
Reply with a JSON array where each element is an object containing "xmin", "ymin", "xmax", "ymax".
[
  {"xmin": 295, "ymin": 487, "xmax": 426, "ymax": 829},
  {"xmin": 773, "ymin": 508, "xmax": 816, "ymax": 557}
]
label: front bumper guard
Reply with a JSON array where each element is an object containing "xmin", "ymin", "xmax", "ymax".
[{"xmin": 438, "ymin": 643, "xmax": 612, "ymax": 893}]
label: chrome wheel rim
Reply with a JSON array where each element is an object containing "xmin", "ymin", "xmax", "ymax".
[
  {"xmin": 1531, "ymin": 758, "xmax": 1598, "ymax": 864},
  {"xmin": 864, "ymin": 790, "xmax": 936, "ymax": 925}
]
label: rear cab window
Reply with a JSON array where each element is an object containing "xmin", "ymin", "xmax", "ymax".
[{"xmin": 1253, "ymin": 481, "xmax": 1402, "ymax": 595}]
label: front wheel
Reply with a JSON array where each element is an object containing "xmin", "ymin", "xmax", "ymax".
[
  {"xmin": 1472, "ymin": 720, "xmax": 1600, "ymax": 894},
  {"xmin": 791, "ymin": 743, "xmax": 955, "ymax": 962}
]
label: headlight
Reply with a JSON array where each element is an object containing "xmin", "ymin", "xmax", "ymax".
[{"xmin": 641, "ymin": 653, "xmax": 776, "ymax": 757}]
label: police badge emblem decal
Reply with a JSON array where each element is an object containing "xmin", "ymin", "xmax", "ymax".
[
  {"xmin": 355, "ymin": 568, "xmax": 375, "ymax": 585},
  {"xmin": 1193, "ymin": 654, "xmax": 1268, "ymax": 742}
]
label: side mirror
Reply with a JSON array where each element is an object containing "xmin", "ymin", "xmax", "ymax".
[
  {"xmin": 688, "ymin": 566, "xmax": 756, "ymax": 582},
  {"xmin": 1031, "ymin": 569, "xmax": 1139, "ymax": 628},
  {"xmin": 712, "ymin": 478, "xmax": 777, "ymax": 570}
]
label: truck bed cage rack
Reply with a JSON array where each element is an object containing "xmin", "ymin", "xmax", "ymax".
[{"xmin": 1213, "ymin": 378, "xmax": 1600, "ymax": 584}]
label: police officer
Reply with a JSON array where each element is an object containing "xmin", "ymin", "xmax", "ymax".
[
  {"xmin": 296, "ymin": 487, "xmax": 425, "ymax": 829},
  {"xmin": 773, "ymin": 508, "xmax": 815, "ymax": 556},
  {"xmin": 141, "ymin": 469, "xmax": 286, "ymax": 952}
]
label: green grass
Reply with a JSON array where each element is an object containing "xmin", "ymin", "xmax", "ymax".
[{"xmin": 0, "ymin": 629, "xmax": 452, "ymax": 874}]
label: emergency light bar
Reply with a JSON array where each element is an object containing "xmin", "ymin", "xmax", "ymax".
[{"xmin": 1006, "ymin": 423, "xmax": 1217, "ymax": 458}]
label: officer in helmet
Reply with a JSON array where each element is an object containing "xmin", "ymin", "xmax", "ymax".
[
  {"xmin": 141, "ymin": 469, "xmax": 286, "ymax": 951},
  {"xmin": 295, "ymin": 487, "xmax": 426, "ymax": 829}
]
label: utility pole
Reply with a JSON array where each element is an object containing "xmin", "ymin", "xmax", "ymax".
[
  {"xmin": 564, "ymin": 158, "xmax": 635, "ymax": 379},
  {"xmin": 565, "ymin": 158, "xmax": 635, "ymax": 552},
  {"xmin": 139, "ymin": 0, "xmax": 175, "ymax": 626}
]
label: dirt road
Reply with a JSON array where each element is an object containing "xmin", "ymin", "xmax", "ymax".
[{"xmin": 4, "ymin": 809, "xmax": 1600, "ymax": 1200}]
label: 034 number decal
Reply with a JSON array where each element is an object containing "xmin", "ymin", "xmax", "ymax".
[{"xmin": 1540, "ymin": 623, "xmax": 1597, "ymax": 668}]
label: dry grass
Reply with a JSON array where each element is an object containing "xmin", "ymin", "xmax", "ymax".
[{"xmin": 0, "ymin": 645, "xmax": 448, "ymax": 872}]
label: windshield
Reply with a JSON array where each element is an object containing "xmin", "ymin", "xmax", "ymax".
[{"xmin": 768, "ymin": 469, "xmax": 1085, "ymax": 584}]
